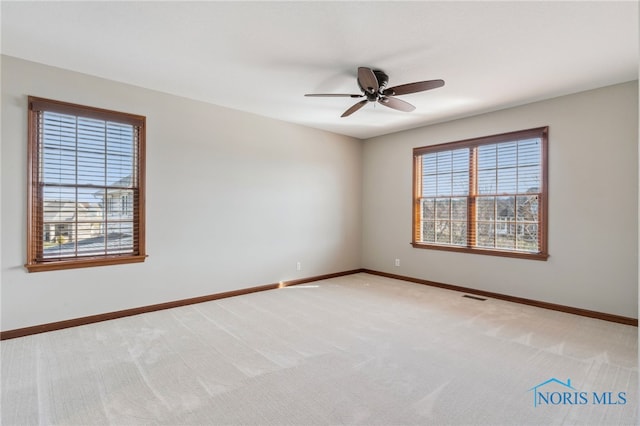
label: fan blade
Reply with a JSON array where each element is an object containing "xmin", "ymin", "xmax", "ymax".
[
  {"xmin": 357, "ymin": 67, "xmax": 379, "ymax": 94},
  {"xmin": 305, "ymin": 93, "xmax": 363, "ymax": 98},
  {"xmin": 378, "ymin": 96, "xmax": 415, "ymax": 112},
  {"xmin": 341, "ymin": 100, "xmax": 369, "ymax": 117},
  {"xmin": 383, "ymin": 79, "xmax": 445, "ymax": 96}
]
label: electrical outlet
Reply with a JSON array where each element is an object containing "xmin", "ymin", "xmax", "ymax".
[
  {"xmin": 296, "ymin": 261, "xmax": 302, "ymax": 271},
  {"xmin": 395, "ymin": 258, "xmax": 400, "ymax": 267}
]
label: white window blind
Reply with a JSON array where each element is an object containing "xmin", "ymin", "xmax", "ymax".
[
  {"xmin": 413, "ymin": 127, "xmax": 548, "ymax": 260},
  {"xmin": 27, "ymin": 97, "xmax": 146, "ymax": 271}
]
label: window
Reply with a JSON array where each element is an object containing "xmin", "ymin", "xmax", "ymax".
[
  {"xmin": 413, "ymin": 127, "xmax": 548, "ymax": 260},
  {"xmin": 26, "ymin": 97, "xmax": 147, "ymax": 272}
]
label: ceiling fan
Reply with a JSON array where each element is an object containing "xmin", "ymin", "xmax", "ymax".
[{"xmin": 305, "ymin": 67, "xmax": 445, "ymax": 117}]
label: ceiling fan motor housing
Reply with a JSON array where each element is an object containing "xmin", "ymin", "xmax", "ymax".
[{"xmin": 359, "ymin": 69, "xmax": 389, "ymax": 101}]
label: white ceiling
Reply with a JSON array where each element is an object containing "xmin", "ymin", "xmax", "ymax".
[{"xmin": 2, "ymin": 1, "xmax": 638, "ymax": 140}]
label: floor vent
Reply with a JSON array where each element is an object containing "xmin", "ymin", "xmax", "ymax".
[{"xmin": 463, "ymin": 294, "xmax": 487, "ymax": 301}]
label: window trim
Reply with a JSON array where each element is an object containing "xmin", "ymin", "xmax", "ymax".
[
  {"xmin": 412, "ymin": 126, "xmax": 549, "ymax": 261},
  {"xmin": 26, "ymin": 96, "xmax": 147, "ymax": 272}
]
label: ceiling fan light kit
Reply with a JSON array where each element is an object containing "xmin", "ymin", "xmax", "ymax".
[{"xmin": 305, "ymin": 67, "xmax": 444, "ymax": 117}]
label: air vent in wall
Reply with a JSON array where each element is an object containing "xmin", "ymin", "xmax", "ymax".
[{"xmin": 463, "ymin": 294, "xmax": 487, "ymax": 301}]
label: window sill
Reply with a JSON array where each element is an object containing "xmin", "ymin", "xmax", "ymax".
[
  {"xmin": 25, "ymin": 254, "xmax": 148, "ymax": 273},
  {"xmin": 411, "ymin": 242, "xmax": 549, "ymax": 261}
]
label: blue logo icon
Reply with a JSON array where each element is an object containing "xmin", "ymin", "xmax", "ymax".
[{"xmin": 528, "ymin": 378, "xmax": 626, "ymax": 407}]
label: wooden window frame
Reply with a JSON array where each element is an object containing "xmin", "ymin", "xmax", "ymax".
[
  {"xmin": 26, "ymin": 97, "xmax": 147, "ymax": 272},
  {"xmin": 412, "ymin": 127, "xmax": 549, "ymax": 261}
]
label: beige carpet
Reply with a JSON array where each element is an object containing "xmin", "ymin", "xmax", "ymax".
[{"xmin": 1, "ymin": 273, "xmax": 637, "ymax": 425}]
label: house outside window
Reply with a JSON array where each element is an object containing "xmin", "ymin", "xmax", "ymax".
[
  {"xmin": 412, "ymin": 127, "xmax": 548, "ymax": 260},
  {"xmin": 26, "ymin": 97, "xmax": 147, "ymax": 272}
]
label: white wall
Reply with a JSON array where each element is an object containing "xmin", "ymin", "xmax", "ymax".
[
  {"xmin": 1, "ymin": 56, "xmax": 363, "ymax": 331},
  {"xmin": 362, "ymin": 81, "xmax": 639, "ymax": 318}
]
